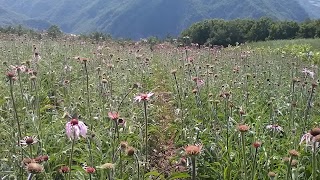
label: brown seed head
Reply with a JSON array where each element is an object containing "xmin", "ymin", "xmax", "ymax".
[
  {"xmin": 253, "ymin": 141, "xmax": 262, "ymax": 148},
  {"xmin": 126, "ymin": 146, "xmax": 135, "ymax": 156},
  {"xmin": 171, "ymin": 69, "xmax": 177, "ymax": 74},
  {"xmin": 238, "ymin": 124, "xmax": 249, "ymax": 133},
  {"xmin": 99, "ymin": 163, "xmax": 114, "ymax": 169},
  {"xmin": 26, "ymin": 163, "xmax": 44, "ymax": 174},
  {"xmin": 291, "ymin": 159, "xmax": 298, "ymax": 167},
  {"xmin": 282, "ymin": 157, "xmax": 290, "ymax": 162},
  {"xmin": 314, "ymin": 134, "xmax": 320, "ymax": 142},
  {"xmin": 192, "ymin": 89, "xmax": 197, "ymax": 94},
  {"xmin": 59, "ymin": 166, "xmax": 70, "ymax": 173},
  {"xmin": 268, "ymin": 171, "xmax": 276, "ymax": 178},
  {"xmin": 25, "ymin": 137, "xmax": 34, "ymax": 145},
  {"xmin": 22, "ymin": 158, "xmax": 35, "ymax": 165},
  {"xmin": 85, "ymin": 166, "xmax": 95, "ymax": 174},
  {"xmin": 310, "ymin": 127, "xmax": 320, "ymax": 136},
  {"xmin": 289, "ymin": 149, "xmax": 299, "ymax": 157},
  {"xmin": 185, "ymin": 144, "xmax": 202, "ymax": 156},
  {"xmin": 120, "ymin": 141, "xmax": 128, "ymax": 149}
]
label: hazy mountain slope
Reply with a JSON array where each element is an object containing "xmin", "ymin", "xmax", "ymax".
[
  {"xmin": 297, "ymin": 0, "xmax": 320, "ymax": 18},
  {"xmin": 0, "ymin": 0, "xmax": 313, "ymax": 39},
  {"xmin": 0, "ymin": 7, "xmax": 26, "ymax": 25}
]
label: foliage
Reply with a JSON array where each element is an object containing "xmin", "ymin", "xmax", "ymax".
[
  {"xmin": 1, "ymin": 35, "xmax": 320, "ymax": 180},
  {"xmin": 181, "ymin": 18, "xmax": 320, "ymax": 46},
  {"xmin": 47, "ymin": 25, "xmax": 63, "ymax": 39}
]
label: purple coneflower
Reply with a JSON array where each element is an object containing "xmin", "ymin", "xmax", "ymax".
[
  {"xmin": 65, "ymin": 118, "xmax": 87, "ymax": 140},
  {"xmin": 20, "ymin": 136, "xmax": 38, "ymax": 146},
  {"xmin": 134, "ymin": 92, "xmax": 154, "ymax": 102}
]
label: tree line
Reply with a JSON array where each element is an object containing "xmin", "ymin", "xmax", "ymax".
[{"xmin": 180, "ymin": 17, "xmax": 320, "ymax": 46}]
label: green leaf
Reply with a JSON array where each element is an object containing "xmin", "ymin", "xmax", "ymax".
[
  {"xmin": 144, "ymin": 170, "xmax": 161, "ymax": 177},
  {"xmin": 169, "ymin": 172, "xmax": 191, "ymax": 179}
]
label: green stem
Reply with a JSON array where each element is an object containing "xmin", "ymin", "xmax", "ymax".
[
  {"xmin": 68, "ymin": 131, "xmax": 76, "ymax": 180},
  {"xmin": 115, "ymin": 121, "xmax": 123, "ymax": 178},
  {"xmin": 241, "ymin": 132, "xmax": 247, "ymax": 180},
  {"xmin": 251, "ymin": 148, "xmax": 258, "ymax": 180},
  {"xmin": 286, "ymin": 156, "xmax": 293, "ymax": 180},
  {"xmin": 143, "ymin": 100, "xmax": 148, "ymax": 174},
  {"xmin": 312, "ymin": 142, "xmax": 317, "ymax": 180},
  {"xmin": 84, "ymin": 61, "xmax": 93, "ymax": 178},
  {"xmin": 134, "ymin": 153, "xmax": 140, "ymax": 180},
  {"xmin": 9, "ymin": 78, "xmax": 24, "ymax": 177},
  {"xmin": 191, "ymin": 156, "xmax": 196, "ymax": 180}
]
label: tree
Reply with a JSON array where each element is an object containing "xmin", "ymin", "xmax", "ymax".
[{"xmin": 47, "ymin": 25, "xmax": 63, "ymax": 38}]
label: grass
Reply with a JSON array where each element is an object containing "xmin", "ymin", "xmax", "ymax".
[
  {"xmin": 1, "ymin": 35, "xmax": 320, "ymax": 180},
  {"xmin": 246, "ymin": 38, "xmax": 320, "ymax": 50}
]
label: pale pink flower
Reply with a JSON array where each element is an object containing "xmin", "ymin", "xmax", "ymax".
[
  {"xmin": 266, "ymin": 124, "xmax": 284, "ymax": 133},
  {"xmin": 108, "ymin": 111, "xmax": 119, "ymax": 120},
  {"xmin": 299, "ymin": 132, "xmax": 313, "ymax": 146},
  {"xmin": 20, "ymin": 135, "xmax": 38, "ymax": 146},
  {"xmin": 299, "ymin": 132, "xmax": 319, "ymax": 151},
  {"xmin": 192, "ymin": 77, "xmax": 205, "ymax": 87},
  {"xmin": 10, "ymin": 65, "xmax": 26, "ymax": 73},
  {"xmin": 134, "ymin": 92, "xmax": 154, "ymax": 102},
  {"xmin": 65, "ymin": 118, "xmax": 87, "ymax": 140},
  {"xmin": 302, "ymin": 68, "xmax": 315, "ymax": 79}
]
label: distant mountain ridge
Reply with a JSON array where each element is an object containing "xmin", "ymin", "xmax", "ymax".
[{"xmin": 0, "ymin": 0, "xmax": 319, "ymax": 39}]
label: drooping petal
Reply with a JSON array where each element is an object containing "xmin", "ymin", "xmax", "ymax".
[
  {"xmin": 134, "ymin": 96, "xmax": 142, "ymax": 102},
  {"xmin": 65, "ymin": 122, "xmax": 72, "ymax": 139},
  {"xmin": 147, "ymin": 92, "xmax": 154, "ymax": 99},
  {"xmin": 73, "ymin": 126, "xmax": 80, "ymax": 139},
  {"xmin": 78, "ymin": 121, "xmax": 88, "ymax": 138}
]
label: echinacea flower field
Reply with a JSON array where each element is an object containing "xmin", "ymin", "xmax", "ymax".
[{"xmin": 1, "ymin": 34, "xmax": 320, "ymax": 180}]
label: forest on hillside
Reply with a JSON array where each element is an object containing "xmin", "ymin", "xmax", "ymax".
[{"xmin": 181, "ymin": 17, "xmax": 320, "ymax": 46}]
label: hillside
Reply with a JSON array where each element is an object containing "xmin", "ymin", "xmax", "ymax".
[{"xmin": 0, "ymin": 0, "xmax": 316, "ymax": 39}]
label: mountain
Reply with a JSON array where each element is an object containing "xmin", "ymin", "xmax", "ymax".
[
  {"xmin": 0, "ymin": 0, "xmax": 318, "ymax": 39},
  {"xmin": 297, "ymin": 0, "xmax": 320, "ymax": 18}
]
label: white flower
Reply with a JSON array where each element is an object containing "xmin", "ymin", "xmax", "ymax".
[
  {"xmin": 266, "ymin": 124, "xmax": 284, "ymax": 133},
  {"xmin": 302, "ymin": 68, "xmax": 315, "ymax": 79}
]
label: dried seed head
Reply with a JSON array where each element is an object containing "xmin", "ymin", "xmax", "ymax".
[
  {"xmin": 253, "ymin": 141, "xmax": 262, "ymax": 148},
  {"xmin": 312, "ymin": 82, "xmax": 317, "ymax": 88},
  {"xmin": 126, "ymin": 146, "xmax": 135, "ymax": 156},
  {"xmin": 171, "ymin": 69, "xmax": 177, "ymax": 74},
  {"xmin": 185, "ymin": 144, "xmax": 202, "ymax": 156},
  {"xmin": 268, "ymin": 171, "xmax": 276, "ymax": 178},
  {"xmin": 84, "ymin": 166, "xmax": 95, "ymax": 174},
  {"xmin": 99, "ymin": 163, "xmax": 114, "ymax": 169},
  {"xmin": 239, "ymin": 109, "xmax": 245, "ymax": 115},
  {"xmin": 238, "ymin": 124, "xmax": 249, "ymax": 133},
  {"xmin": 289, "ymin": 149, "xmax": 299, "ymax": 157},
  {"xmin": 314, "ymin": 134, "xmax": 320, "ymax": 142},
  {"xmin": 25, "ymin": 137, "xmax": 34, "ymax": 145},
  {"xmin": 22, "ymin": 158, "xmax": 35, "ymax": 165},
  {"xmin": 120, "ymin": 141, "xmax": 128, "ymax": 149},
  {"xmin": 310, "ymin": 127, "xmax": 320, "ymax": 136},
  {"xmin": 59, "ymin": 166, "xmax": 70, "ymax": 173},
  {"xmin": 192, "ymin": 89, "xmax": 197, "ymax": 94},
  {"xmin": 291, "ymin": 159, "xmax": 298, "ymax": 167},
  {"xmin": 26, "ymin": 163, "xmax": 44, "ymax": 174},
  {"xmin": 282, "ymin": 157, "xmax": 290, "ymax": 162},
  {"xmin": 101, "ymin": 78, "xmax": 108, "ymax": 84}
]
